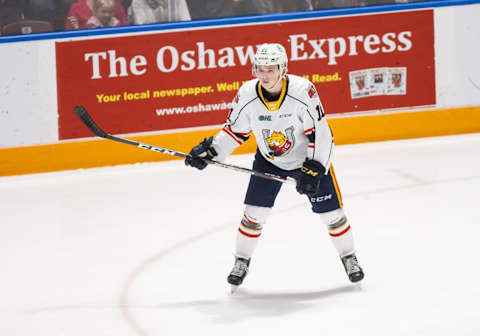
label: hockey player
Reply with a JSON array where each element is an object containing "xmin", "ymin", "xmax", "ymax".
[{"xmin": 185, "ymin": 43, "xmax": 364, "ymax": 291}]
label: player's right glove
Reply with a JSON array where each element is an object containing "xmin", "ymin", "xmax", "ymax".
[
  {"xmin": 184, "ymin": 136, "xmax": 218, "ymax": 170},
  {"xmin": 296, "ymin": 159, "xmax": 326, "ymax": 195}
]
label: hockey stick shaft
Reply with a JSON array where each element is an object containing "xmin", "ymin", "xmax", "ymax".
[{"xmin": 73, "ymin": 106, "xmax": 296, "ymax": 185}]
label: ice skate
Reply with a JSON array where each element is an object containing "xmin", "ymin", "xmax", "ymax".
[
  {"xmin": 227, "ymin": 256, "xmax": 250, "ymax": 293},
  {"xmin": 341, "ymin": 253, "xmax": 364, "ymax": 283}
]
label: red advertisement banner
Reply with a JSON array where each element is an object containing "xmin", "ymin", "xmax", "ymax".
[{"xmin": 56, "ymin": 10, "xmax": 435, "ymax": 140}]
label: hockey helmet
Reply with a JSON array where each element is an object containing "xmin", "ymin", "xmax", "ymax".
[{"xmin": 252, "ymin": 43, "xmax": 288, "ymax": 76}]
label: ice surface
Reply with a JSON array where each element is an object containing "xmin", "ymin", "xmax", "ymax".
[{"xmin": 1, "ymin": 133, "xmax": 479, "ymax": 336}]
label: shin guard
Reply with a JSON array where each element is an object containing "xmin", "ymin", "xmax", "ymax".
[
  {"xmin": 235, "ymin": 205, "xmax": 271, "ymax": 259},
  {"xmin": 319, "ymin": 208, "xmax": 355, "ymax": 257}
]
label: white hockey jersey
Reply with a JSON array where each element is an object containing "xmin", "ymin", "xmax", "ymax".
[{"xmin": 212, "ymin": 74, "xmax": 334, "ymax": 171}]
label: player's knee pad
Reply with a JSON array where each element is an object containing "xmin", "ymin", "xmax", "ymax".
[
  {"xmin": 238, "ymin": 205, "xmax": 271, "ymax": 238},
  {"xmin": 318, "ymin": 208, "xmax": 351, "ymax": 238}
]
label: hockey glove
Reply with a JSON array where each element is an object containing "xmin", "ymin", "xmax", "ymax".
[
  {"xmin": 296, "ymin": 159, "xmax": 326, "ymax": 195},
  {"xmin": 184, "ymin": 136, "xmax": 218, "ymax": 170}
]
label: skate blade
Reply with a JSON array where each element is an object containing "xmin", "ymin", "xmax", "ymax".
[{"xmin": 230, "ymin": 285, "xmax": 239, "ymax": 294}]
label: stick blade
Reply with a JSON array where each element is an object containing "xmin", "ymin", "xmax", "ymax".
[{"xmin": 73, "ymin": 105, "xmax": 109, "ymax": 138}]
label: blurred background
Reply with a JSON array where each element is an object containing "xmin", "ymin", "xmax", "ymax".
[{"xmin": 0, "ymin": 0, "xmax": 433, "ymax": 35}]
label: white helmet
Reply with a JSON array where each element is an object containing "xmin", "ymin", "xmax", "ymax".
[{"xmin": 252, "ymin": 43, "xmax": 288, "ymax": 76}]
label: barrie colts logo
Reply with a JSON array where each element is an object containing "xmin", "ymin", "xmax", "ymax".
[{"xmin": 262, "ymin": 127, "xmax": 295, "ymax": 159}]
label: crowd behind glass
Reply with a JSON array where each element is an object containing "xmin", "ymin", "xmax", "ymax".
[{"xmin": 0, "ymin": 0, "xmax": 431, "ymax": 36}]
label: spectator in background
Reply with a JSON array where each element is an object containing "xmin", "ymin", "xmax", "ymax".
[
  {"xmin": 85, "ymin": 0, "xmax": 121, "ymax": 27},
  {"xmin": 130, "ymin": 0, "xmax": 190, "ymax": 24},
  {"xmin": 119, "ymin": 0, "xmax": 133, "ymax": 23},
  {"xmin": 65, "ymin": 0, "xmax": 128, "ymax": 29},
  {"xmin": 0, "ymin": 0, "xmax": 27, "ymax": 32},
  {"xmin": 165, "ymin": 0, "xmax": 191, "ymax": 21},
  {"xmin": 130, "ymin": 0, "xmax": 167, "ymax": 24}
]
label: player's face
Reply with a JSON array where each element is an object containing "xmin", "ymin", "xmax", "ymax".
[{"xmin": 255, "ymin": 65, "xmax": 281, "ymax": 90}]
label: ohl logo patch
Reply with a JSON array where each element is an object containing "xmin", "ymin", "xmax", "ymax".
[{"xmin": 262, "ymin": 127, "xmax": 295, "ymax": 159}]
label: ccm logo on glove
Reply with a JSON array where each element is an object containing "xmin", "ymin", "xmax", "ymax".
[
  {"xmin": 300, "ymin": 166, "xmax": 319, "ymax": 176},
  {"xmin": 296, "ymin": 159, "xmax": 326, "ymax": 195}
]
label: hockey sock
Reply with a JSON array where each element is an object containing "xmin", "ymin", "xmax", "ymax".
[
  {"xmin": 319, "ymin": 208, "xmax": 355, "ymax": 257},
  {"xmin": 235, "ymin": 205, "xmax": 271, "ymax": 259}
]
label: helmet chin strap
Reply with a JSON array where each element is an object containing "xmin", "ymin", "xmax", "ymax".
[{"xmin": 265, "ymin": 73, "xmax": 284, "ymax": 92}]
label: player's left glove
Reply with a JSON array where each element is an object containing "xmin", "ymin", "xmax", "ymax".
[
  {"xmin": 296, "ymin": 159, "xmax": 326, "ymax": 195},
  {"xmin": 184, "ymin": 136, "xmax": 218, "ymax": 170}
]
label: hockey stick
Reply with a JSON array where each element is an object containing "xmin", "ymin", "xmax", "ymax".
[{"xmin": 73, "ymin": 106, "xmax": 296, "ymax": 185}]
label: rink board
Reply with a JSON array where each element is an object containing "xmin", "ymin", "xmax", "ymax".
[{"xmin": 0, "ymin": 106, "xmax": 479, "ymax": 177}]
